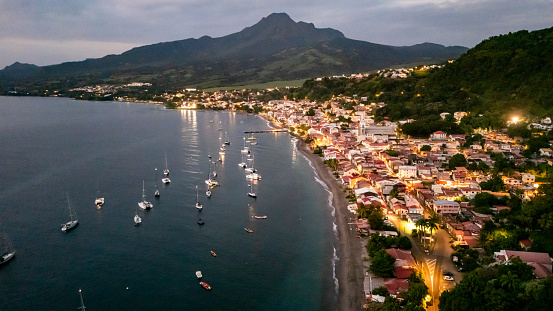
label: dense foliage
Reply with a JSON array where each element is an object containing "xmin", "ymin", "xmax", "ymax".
[{"xmin": 439, "ymin": 258, "xmax": 553, "ymax": 311}]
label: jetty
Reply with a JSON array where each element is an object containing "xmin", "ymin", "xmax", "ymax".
[{"xmin": 244, "ymin": 129, "xmax": 287, "ymax": 134}]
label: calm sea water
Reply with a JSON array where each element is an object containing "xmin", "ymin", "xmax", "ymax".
[{"xmin": 0, "ymin": 96, "xmax": 337, "ymax": 310}]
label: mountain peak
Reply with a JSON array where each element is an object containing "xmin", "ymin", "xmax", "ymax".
[{"xmin": 234, "ymin": 12, "xmax": 344, "ymax": 45}]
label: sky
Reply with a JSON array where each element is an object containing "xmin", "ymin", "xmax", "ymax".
[{"xmin": 0, "ymin": 0, "xmax": 552, "ymax": 69}]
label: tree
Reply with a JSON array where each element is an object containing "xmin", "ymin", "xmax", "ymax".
[
  {"xmin": 448, "ymin": 153, "xmax": 467, "ymax": 170},
  {"xmin": 420, "ymin": 145, "xmax": 432, "ymax": 152},
  {"xmin": 370, "ymin": 249, "xmax": 396, "ymax": 277},
  {"xmin": 427, "ymin": 215, "xmax": 439, "ymax": 237}
]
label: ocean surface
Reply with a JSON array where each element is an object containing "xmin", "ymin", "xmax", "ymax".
[{"xmin": 0, "ymin": 96, "xmax": 337, "ymax": 310}]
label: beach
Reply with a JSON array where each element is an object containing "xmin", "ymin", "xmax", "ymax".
[{"xmin": 295, "ymin": 138, "xmax": 364, "ymax": 311}]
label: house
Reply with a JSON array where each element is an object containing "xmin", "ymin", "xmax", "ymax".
[
  {"xmin": 521, "ymin": 174, "xmax": 535, "ymax": 185},
  {"xmin": 383, "ymin": 278, "xmax": 409, "ymax": 298},
  {"xmin": 431, "ymin": 131, "xmax": 447, "ymax": 140},
  {"xmin": 398, "ymin": 166, "xmax": 417, "ymax": 179},
  {"xmin": 386, "ymin": 248, "xmax": 417, "ymax": 279},
  {"xmin": 539, "ymin": 148, "xmax": 553, "ymax": 157},
  {"xmin": 433, "ymin": 200, "xmax": 460, "ymax": 215},
  {"xmin": 494, "ymin": 250, "xmax": 552, "ymax": 278}
]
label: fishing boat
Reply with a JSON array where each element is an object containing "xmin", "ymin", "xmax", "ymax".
[
  {"xmin": 95, "ymin": 182, "xmax": 104, "ymax": 206},
  {"xmin": 162, "ymin": 175, "xmax": 171, "ymax": 184},
  {"xmin": 210, "ymin": 250, "xmax": 217, "ymax": 257},
  {"xmin": 244, "ymin": 228, "xmax": 253, "ymax": 233},
  {"xmin": 163, "ymin": 152, "xmax": 170, "ymax": 176},
  {"xmin": 200, "ymin": 281, "xmax": 212, "ymax": 290},
  {"xmin": 154, "ymin": 168, "xmax": 160, "ymax": 197},
  {"xmin": 247, "ymin": 183, "xmax": 257, "ymax": 198},
  {"xmin": 0, "ymin": 232, "xmax": 16, "ymax": 266},
  {"xmin": 254, "ymin": 215, "xmax": 267, "ymax": 219},
  {"xmin": 196, "ymin": 271, "xmax": 203, "ymax": 279},
  {"xmin": 138, "ymin": 180, "xmax": 153, "ymax": 210},
  {"xmin": 196, "ymin": 186, "xmax": 203, "ymax": 210},
  {"xmin": 197, "ymin": 219, "xmax": 205, "ymax": 225},
  {"xmin": 224, "ymin": 132, "xmax": 230, "ymax": 145},
  {"xmin": 61, "ymin": 193, "xmax": 79, "ymax": 232}
]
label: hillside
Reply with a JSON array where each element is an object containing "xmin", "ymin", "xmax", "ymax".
[
  {"xmin": 0, "ymin": 13, "xmax": 467, "ymax": 92},
  {"xmin": 284, "ymin": 26, "xmax": 553, "ymax": 123}
]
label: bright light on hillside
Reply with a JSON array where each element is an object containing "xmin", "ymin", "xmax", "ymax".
[{"xmin": 512, "ymin": 116, "xmax": 519, "ymax": 123}]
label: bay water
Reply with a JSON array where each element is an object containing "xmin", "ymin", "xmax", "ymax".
[{"xmin": 0, "ymin": 96, "xmax": 336, "ymax": 310}]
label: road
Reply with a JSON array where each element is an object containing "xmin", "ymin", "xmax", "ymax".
[{"xmin": 388, "ymin": 215, "xmax": 459, "ymax": 309}]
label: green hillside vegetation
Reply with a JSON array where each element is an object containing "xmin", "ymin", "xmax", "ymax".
[{"xmin": 283, "ymin": 26, "xmax": 553, "ymax": 136}]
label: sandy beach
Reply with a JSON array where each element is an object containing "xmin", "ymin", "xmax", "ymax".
[{"xmin": 295, "ymin": 138, "xmax": 364, "ymax": 310}]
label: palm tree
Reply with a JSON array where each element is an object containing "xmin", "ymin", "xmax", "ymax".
[
  {"xmin": 415, "ymin": 218, "xmax": 428, "ymax": 245},
  {"xmin": 427, "ymin": 215, "xmax": 439, "ymax": 238}
]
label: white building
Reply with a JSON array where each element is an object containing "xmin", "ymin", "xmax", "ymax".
[{"xmin": 398, "ymin": 166, "xmax": 417, "ymax": 179}]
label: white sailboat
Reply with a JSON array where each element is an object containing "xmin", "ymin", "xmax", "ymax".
[
  {"xmin": 163, "ymin": 152, "xmax": 170, "ymax": 176},
  {"xmin": 247, "ymin": 183, "xmax": 257, "ymax": 198},
  {"xmin": 246, "ymin": 172, "xmax": 261, "ymax": 180},
  {"xmin": 61, "ymin": 193, "xmax": 79, "ymax": 232},
  {"xmin": 95, "ymin": 182, "xmax": 104, "ymax": 207},
  {"xmin": 154, "ymin": 168, "xmax": 160, "ymax": 197},
  {"xmin": 206, "ymin": 186, "xmax": 212, "ymax": 198},
  {"xmin": 0, "ymin": 231, "xmax": 16, "ymax": 266},
  {"xmin": 224, "ymin": 131, "xmax": 230, "ymax": 145},
  {"xmin": 134, "ymin": 210, "xmax": 142, "ymax": 226},
  {"xmin": 245, "ymin": 155, "xmax": 256, "ymax": 173},
  {"xmin": 196, "ymin": 185, "xmax": 203, "ymax": 210},
  {"xmin": 205, "ymin": 161, "xmax": 219, "ymax": 187},
  {"xmin": 241, "ymin": 137, "xmax": 250, "ymax": 154},
  {"xmin": 138, "ymin": 180, "xmax": 153, "ymax": 210}
]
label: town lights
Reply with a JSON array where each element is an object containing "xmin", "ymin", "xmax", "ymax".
[{"xmin": 512, "ymin": 116, "xmax": 519, "ymax": 124}]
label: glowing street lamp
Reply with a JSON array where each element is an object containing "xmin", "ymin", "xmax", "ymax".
[{"xmin": 512, "ymin": 116, "xmax": 519, "ymax": 124}]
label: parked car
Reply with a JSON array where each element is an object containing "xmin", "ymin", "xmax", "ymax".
[{"xmin": 443, "ymin": 271, "xmax": 454, "ymax": 281}]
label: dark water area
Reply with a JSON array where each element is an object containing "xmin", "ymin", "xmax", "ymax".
[{"xmin": 0, "ymin": 97, "xmax": 337, "ymax": 310}]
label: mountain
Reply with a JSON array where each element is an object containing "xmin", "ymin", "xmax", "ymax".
[{"xmin": 0, "ymin": 13, "xmax": 468, "ymax": 90}]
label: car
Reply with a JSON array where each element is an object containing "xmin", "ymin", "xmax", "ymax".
[{"xmin": 443, "ymin": 271, "xmax": 454, "ymax": 281}]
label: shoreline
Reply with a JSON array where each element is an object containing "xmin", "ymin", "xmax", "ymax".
[{"xmin": 264, "ymin": 117, "xmax": 364, "ymax": 310}]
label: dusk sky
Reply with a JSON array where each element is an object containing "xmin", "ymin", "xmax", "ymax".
[{"xmin": 1, "ymin": 0, "xmax": 552, "ymax": 69}]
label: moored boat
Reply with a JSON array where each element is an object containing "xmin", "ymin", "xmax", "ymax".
[
  {"xmin": 197, "ymin": 219, "xmax": 205, "ymax": 225},
  {"xmin": 254, "ymin": 215, "xmax": 267, "ymax": 219},
  {"xmin": 62, "ymin": 193, "xmax": 79, "ymax": 232},
  {"xmin": 0, "ymin": 233, "xmax": 16, "ymax": 266},
  {"xmin": 138, "ymin": 180, "xmax": 153, "ymax": 210},
  {"xmin": 244, "ymin": 228, "xmax": 253, "ymax": 233},
  {"xmin": 210, "ymin": 250, "xmax": 217, "ymax": 257},
  {"xmin": 196, "ymin": 271, "xmax": 202, "ymax": 279},
  {"xmin": 200, "ymin": 281, "xmax": 212, "ymax": 290}
]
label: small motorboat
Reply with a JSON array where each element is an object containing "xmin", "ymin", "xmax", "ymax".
[
  {"xmin": 200, "ymin": 281, "xmax": 212, "ymax": 290},
  {"xmin": 244, "ymin": 228, "xmax": 253, "ymax": 233},
  {"xmin": 210, "ymin": 250, "xmax": 217, "ymax": 257},
  {"xmin": 197, "ymin": 219, "xmax": 205, "ymax": 225},
  {"xmin": 196, "ymin": 271, "xmax": 202, "ymax": 279},
  {"xmin": 254, "ymin": 215, "xmax": 267, "ymax": 219}
]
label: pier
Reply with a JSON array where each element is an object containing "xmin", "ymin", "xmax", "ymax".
[{"xmin": 244, "ymin": 129, "xmax": 288, "ymax": 134}]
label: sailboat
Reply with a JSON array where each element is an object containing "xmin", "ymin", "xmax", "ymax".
[
  {"xmin": 0, "ymin": 232, "xmax": 16, "ymax": 266},
  {"xmin": 196, "ymin": 185, "xmax": 203, "ymax": 210},
  {"xmin": 138, "ymin": 180, "xmax": 153, "ymax": 210},
  {"xmin": 205, "ymin": 161, "xmax": 219, "ymax": 187},
  {"xmin": 95, "ymin": 182, "xmax": 104, "ymax": 207},
  {"xmin": 245, "ymin": 155, "xmax": 256, "ymax": 173},
  {"xmin": 154, "ymin": 168, "xmax": 160, "ymax": 197},
  {"xmin": 206, "ymin": 184, "xmax": 212, "ymax": 198},
  {"xmin": 247, "ymin": 183, "xmax": 257, "ymax": 198},
  {"xmin": 134, "ymin": 206, "xmax": 142, "ymax": 226},
  {"xmin": 224, "ymin": 132, "xmax": 230, "ymax": 145},
  {"xmin": 78, "ymin": 289, "xmax": 86, "ymax": 311},
  {"xmin": 163, "ymin": 152, "xmax": 170, "ymax": 176},
  {"xmin": 241, "ymin": 137, "xmax": 250, "ymax": 154},
  {"xmin": 61, "ymin": 193, "xmax": 79, "ymax": 232}
]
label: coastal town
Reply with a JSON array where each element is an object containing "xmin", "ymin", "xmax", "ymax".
[{"xmin": 33, "ymin": 67, "xmax": 553, "ymax": 309}]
